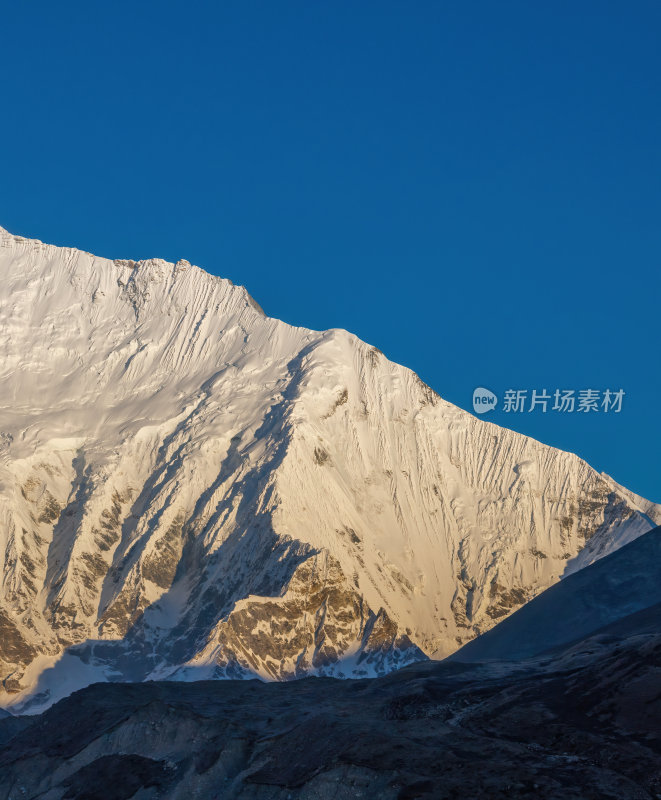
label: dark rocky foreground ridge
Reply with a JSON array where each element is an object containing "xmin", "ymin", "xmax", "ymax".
[
  {"xmin": 1, "ymin": 605, "xmax": 660, "ymax": 800},
  {"xmin": 4, "ymin": 526, "xmax": 661, "ymax": 798}
]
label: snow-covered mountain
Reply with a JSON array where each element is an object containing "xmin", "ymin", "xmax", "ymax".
[
  {"xmin": 0, "ymin": 226, "xmax": 658, "ymax": 713},
  {"xmin": 452, "ymin": 524, "xmax": 661, "ymax": 662}
]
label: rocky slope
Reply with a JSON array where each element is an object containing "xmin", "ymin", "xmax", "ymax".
[
  {"xmin": 452, "ymin": 525, "xmax": 661, "ymax": 661},
  {"xmin": 1, "ymin": 609, "xmax": 660, "ymax": 799},
  {"xmin": 0, "ymin": 226, "xmax": 659, "ymax": 712}
]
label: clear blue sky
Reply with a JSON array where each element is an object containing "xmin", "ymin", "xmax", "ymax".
[{"xmin": 1, "ymin": 1, "xmax": 659, "ymax": 501}]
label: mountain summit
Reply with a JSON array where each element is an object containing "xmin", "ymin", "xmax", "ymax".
[{"xmin": 0, "ymin": 227, "xmax": 658, "ymax": 713}]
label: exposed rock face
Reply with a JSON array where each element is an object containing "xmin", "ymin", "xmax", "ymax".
[
  {"xmin": 453, "ymin": 525, "xmax": 661, "ymax": 662},
  {"xmin": 185, "ymin": 552, "xmax": 423, "ymax": 680},
  {"xmin": 1, "ymin": 609, "xmax": 660, "ymax": 799},
  {"xmin": 0, "ymin": 226, "xmax": 659, "ymax": 712}
]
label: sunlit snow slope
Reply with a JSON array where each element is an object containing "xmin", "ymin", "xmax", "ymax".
[{"xmin": 0, "ymin": 227, "xmax": 658, "ymax": 712}]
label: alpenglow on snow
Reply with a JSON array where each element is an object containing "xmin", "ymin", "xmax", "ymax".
[{"xmin": 0, "ymin": 226, "xmax": 659, "ymax": 713}]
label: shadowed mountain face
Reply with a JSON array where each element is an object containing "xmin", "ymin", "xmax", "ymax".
[
  {"xmin": 452, "ymin": 525, "xmax": 661, "ymax": 662},
  {"xmin": 1, "ymin": 226, "xmax": 660, "ymax": 713},
  {"xmin": 0, "ymin": 610, "xmax": 660, "ymax": 799}
]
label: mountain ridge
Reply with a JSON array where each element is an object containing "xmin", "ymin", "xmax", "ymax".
[{"xmin": 0, "ymin": 226, "xmax": 658, "ymax": 713}]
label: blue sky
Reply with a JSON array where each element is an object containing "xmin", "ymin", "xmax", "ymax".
[{"xmin": 1, "ymin": 1, "xmax": 659, "ymax": 501}]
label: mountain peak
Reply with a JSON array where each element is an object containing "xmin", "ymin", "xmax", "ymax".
[{"xmin": 0, "ymin": 230, "xmax": 659, "ymax": 714}]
